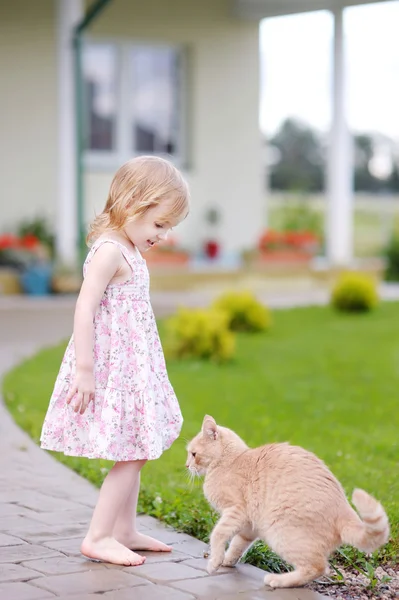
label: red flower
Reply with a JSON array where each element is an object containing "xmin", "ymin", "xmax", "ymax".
[
  {"xmin": 20, "ymin": 234, "xmax": 40, "ymax": 249},
  {"xmin": 259, "ymin": 229, "xmax": 319, "ymax": 252},
  {"xmin": 0, "ymin": 234, "xmax": 20, "ymax": 250}
]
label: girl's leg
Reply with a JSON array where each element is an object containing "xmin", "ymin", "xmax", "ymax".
[
  {"xmin": 113, "ymin": 469, "xmax": 172, "ymax": 552},
  {"xmin": 81, "ymin": 459, "xmax": 146, "ymax": 566}
]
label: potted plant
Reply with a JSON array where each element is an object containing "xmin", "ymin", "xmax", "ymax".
[
  {"xmin": 0, "ymin": 232, "xmax": 53, "ymax": 295},
  {"xmin": 257, "ymin": 229, "xmax": 320, "ymax": 263},
  {"xmin": 0, "ymin": 234, "xmax": 23, "ymax": 294}
]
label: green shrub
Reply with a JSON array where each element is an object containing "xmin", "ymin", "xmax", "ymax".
[
  {"xmin": 164, "ymin": 307, "xmax": 235, "ymax": 362},
  {"xmin": 212, "ymin": 291, "xmax": 271, "ymax": 332},
  {"xmin": 384, "ymin": 235, "xmax": 399, "ymax": 282},
  {"xmin": 279, "ymin": 200, "xmax": 323, "ymax": 239},
  {"xmin": 331, "ymin": 273, "xmax": 378, "ymax": 313}
]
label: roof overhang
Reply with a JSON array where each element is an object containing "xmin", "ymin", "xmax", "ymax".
[{"xmin": 233, "ymin": 0, "xmax": 392, "ymax": 19}]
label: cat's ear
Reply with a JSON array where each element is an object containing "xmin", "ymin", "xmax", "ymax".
[{"xmin": 202, "ymin": 415, "xmax": 218, "ymax": 440}]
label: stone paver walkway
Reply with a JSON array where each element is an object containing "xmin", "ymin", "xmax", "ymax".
[{"xmin": 2, "ymin": 287, "xmax": 387, "ymax": 599}]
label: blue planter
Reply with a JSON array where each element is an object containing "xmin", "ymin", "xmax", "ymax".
[{"xmin": 20, "ymin": 264, "xmax": 52, "ymax": 296}]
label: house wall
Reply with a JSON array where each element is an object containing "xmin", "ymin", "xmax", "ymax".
[
  {"xmin": 0, "ymin": 0, "xmax": 58, "ymax": 230},
  {"xmin": 87, "ymin": 0, "xmax": 263, "ymax": 256},
  {"xmin": 1, "ymin": 0, "xmax": 263, "ymax": 258}
]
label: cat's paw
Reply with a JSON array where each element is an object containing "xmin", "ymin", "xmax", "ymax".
[
  {"xmin": 206, "ymin": 558, "xmax": 222, "ymax": 575},
  {"xmin": 264, "ymin": 573, "xmax": 280, "ymax": 588},
  {"xmin": 222, "ymin": 557, "xmax": 238, "ymax": 568}
]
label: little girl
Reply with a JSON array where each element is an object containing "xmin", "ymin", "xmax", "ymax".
[{"xmin": 40, "ymin": 156, "xmax": 190, "ymax": 567}]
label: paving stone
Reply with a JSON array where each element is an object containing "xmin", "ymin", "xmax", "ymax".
[
  {"xmin": 138, "ymin": 549, "xmax": 191, "ymax": 564},
  {"xmin": 133, "ymin": 560, "xmax": 207, "ymax": 582},
  {"xmin": 42, "ymin": 537, "xmax": 82, "ymax": 557},
  {"xmin": 14, "ymin": 522, "xmax": 87, "ymax": 543},
  {"xmin": 0, "ymin": 492, "xmax": 27, "ymax": 503},
  {"xmin": 0, "ymin": 581, "xmax": 55, "ymax": 599},
  {"xmin": 103, "ymin": 584, "xmax": 195, "ymax": 600},
  {"xmin": 15, "ymin": 491, "xmax": 84, "ymax": 513},
  {"xmin": 169, "ymin": 571, "xmax": 265, "ymax": 596},
  {"xmin": 0, "ymin": 515, "xmax": 45, "ymax": 531},
  {"xmin": 217, "ymin": 590, "xmax": 329, "ymax": 600},
  {"xmin": 0, "ymin": 503, "xmax": 44, "ymax": 519},
  {"xmin": 54, "ymin": 596, "xmax": 109, "ymax": 600},
  {"xmin": 137, "ymin": 514, "xmax": 172, "ymax": 530},
  {"xmin": 0, "ymin": 532, "xmax": 27, "ymax": 547},
  {"xmin": 33, "ymin": 569, "xmax": 150, "ymax": 595},
  {"xmin": 146, "ymin": 528, "xmax": 201, "ymax": 544},
  {"xmin": 181, "ymin": 557, "xmax": 232, "ymax": 574},
  {"xmin": 170, "ymin": 538, "xmax": 209, "ymax": 558},
  {"xmin": 0, "ymin": 563, "xmax": 43, "ymax": 583},
  {"xmin": 102, "ymin": 548, "xmax": 189, "ymax": 572},
  {"xmin": 29, "ymin": 507, "xmax": 92, "ymax": 526},
  {"xmin": 72, "ymin": 492, "xmax": 98, "ymax": 508},
  {"xmin": 0, "ymin": 544, "xmax": 61, "ymax": 563},
  {"xmin": 181, "ymin": 560, "xmax": 270, "ymax": 581},
  {"xmin": 21, "ymin": 556, "xmax": 109, "ymax": 576}
]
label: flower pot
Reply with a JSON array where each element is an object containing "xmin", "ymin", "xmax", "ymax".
[
  {"xmin": 0, "ymin": 267, "xmax": 22, "ymax": 294},
  {"xmin": 258, "ymin": 250, "xmax": 313, "ymax": 263},
  {"xmin": 52, "ymin": 272, "xmax": 82, "ymax": 294},
  {"xmin": 144, "ymin": 251, "xmax": 190, "ymax": 266},
  {"xmin": 20, "ymin": 264, "xmax": 52, "ymax": 296}
]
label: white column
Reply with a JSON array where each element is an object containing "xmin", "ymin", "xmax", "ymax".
[
  {"xmin": 326, "ymin": 6, "xmax": 353, "ymax": 266},
  {"xmin": 56, "ymin": 0, "xmax": 84, "ymax": 266}
]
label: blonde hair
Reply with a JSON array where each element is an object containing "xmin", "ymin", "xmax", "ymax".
[{"xmin": 87, "ymin": 156, "xmax": 190, "ymax": 246}]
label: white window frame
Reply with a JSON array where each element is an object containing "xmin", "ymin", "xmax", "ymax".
[{"xmin": 83, "ymin": 38, "xmax": 188, "ymax": 172}]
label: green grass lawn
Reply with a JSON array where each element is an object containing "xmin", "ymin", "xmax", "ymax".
[{"xmin": 3, "ymin": 303, "xmax": 399, "ymax": 574}]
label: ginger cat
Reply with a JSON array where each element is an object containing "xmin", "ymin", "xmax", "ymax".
[{"xmin": 186, "ymin": 415, "xmax": 389, "ymax": 589}]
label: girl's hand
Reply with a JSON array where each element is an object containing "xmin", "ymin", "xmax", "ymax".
[{"xmin": 66, "ymin": 369, "xmax": 95, "ymax": 414}]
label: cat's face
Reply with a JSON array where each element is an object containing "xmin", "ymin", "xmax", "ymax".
[{"xmin": 186, "ymin": 415, "xmax": 221, "ymax": 476}]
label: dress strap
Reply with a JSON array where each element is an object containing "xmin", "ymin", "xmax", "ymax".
[{"xmin": 83, "ymin": 238, "xmax": 142, "ymax": 277}]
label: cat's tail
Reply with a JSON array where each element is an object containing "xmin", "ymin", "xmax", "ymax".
[{"xmin": 340, "ymin": 488, "xmax": 390, "ymax": 553}]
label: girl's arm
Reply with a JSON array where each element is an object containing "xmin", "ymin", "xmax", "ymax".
[{"xmin": 66, "ymin": 243, "xmax": 123, "ymax": 414}]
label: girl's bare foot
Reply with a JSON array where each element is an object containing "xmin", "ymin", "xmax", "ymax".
[
  {"xmin": 117, "ymin": 531, "xmax": 172, "ymax": 552},
  {"xmin": 81, "ymin": 535, "xmax": 146, "ymax": 565}
]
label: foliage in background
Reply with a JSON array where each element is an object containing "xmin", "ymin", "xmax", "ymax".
[
  {"xmin": 0, "ymin": 233, "xmax": 51, "ymax": 270},
  {"xmin": 260, "ymin": 201, "xmax": 323, "ymax": 255},
  {"xmin": 268, "ymin": 118, "xmax": 399, "ymax": 194},
  {"xmin": 17, "ymin": 216, "xmax": 55, "ymax": 258},
  {"xmin": 278, "ymin": 201, "xmax": 323, "ymax": 238},
  {"xmin": 212, "ymin": 291, "xmax": 271, "ymax": 333},
  {"xmin": 383, "ymin": 234, "xmax": 399, "ymax": 282},
  {"xmin": 331, "ymin": 273, "xmax": 378, "ymax": 313},
  {"xmin": 164, "ymin": 307, "xmax": 235, "ymax": 362}
]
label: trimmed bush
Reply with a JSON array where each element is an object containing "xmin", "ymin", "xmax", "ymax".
[
  {"xmin": 164, "ymin": 307, "xmax": 235, "ymax": 362},
  {"xmin": 212, "ymin": 291, "xmax": 271, "ymax": 332},
  {"xmin": 331, "ymin": 272, "xmax": 378, "ymax": 313},
  {"xmin": 384, "ymin": 235, "xmax": 399, "ymax": 282}
]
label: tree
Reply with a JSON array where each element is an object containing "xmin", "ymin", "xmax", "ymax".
[
  {"xmin": 388, "ymin": 162, "xmax": 399, "ymax": 193},
  {"xmin": 268, "ymin": 119, "xmax": 324, "ymax": 192},
  {"xmin": 267, "ymin": 119, "xmax": 398, "ymax": 193},
  {"xmin": 353, "ymin": 134, "xmax": 379, "ymax": 192}
]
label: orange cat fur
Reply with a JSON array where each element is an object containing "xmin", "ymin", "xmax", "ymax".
[{"xmin": 186, "ymin": 415, "xmax": 389, "ymax": 588}]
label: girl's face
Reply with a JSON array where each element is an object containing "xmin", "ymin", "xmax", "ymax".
[{"xmin": 124, "ymin": 202, "xmax": 181, "ymax": 253}]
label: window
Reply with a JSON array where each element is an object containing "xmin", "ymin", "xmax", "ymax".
[
  {"xmin": 83, "ymin": 41, "xmax": 186, "ymax": 166},
  {"xmin": 83, "ymin": 44, "xmax": 117, "ymax": 152}
]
